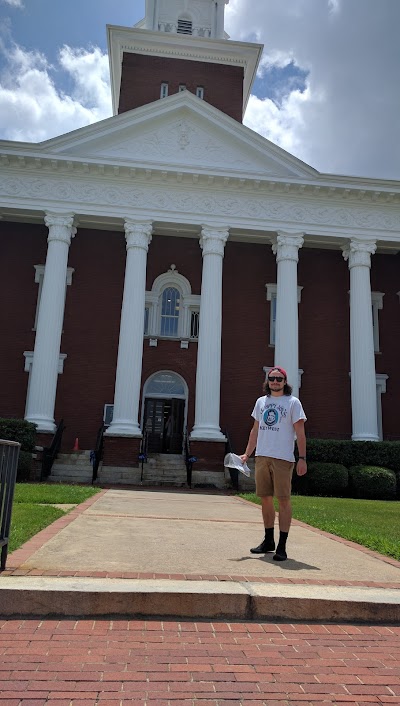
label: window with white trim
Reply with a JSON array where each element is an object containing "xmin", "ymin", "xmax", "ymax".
[
  {"xmin": 190, "ymin": 309, "xmax": 200, "ymax": 339},
  {"xmin": 265, "ymin": 283, "xmax": 303, "ymax": 347},
  {"xmin": 371, "ymin": 292, "xmax": 384, "ymax": 353},
  {"xmin": 144, "ymin": 307, "xmax": 150, "ymax": 335},
  {"xmin": 160, "ymin": 82, "xmax": 169, "ymax": 98},
  {"xmin": 376, "ymin": 373, "xmax": 388, "ymax": 441},
  {"xmin": 33, "ymin": 265, "xmax": 74, "ymax": 330},
  {"xmin": 161, "ymin": 287, "xmax": 181, "ymax": 337},
  {"xmin": 144, "ymin": 265, "xmax": 200, "ymax": 343},
  {"xmin": 178, "ymin": 84, "xmax": 187, "ymax": 92},
  {"xmin": 196, "ymin": 86, "xmax": 204, "ymax": 99}
]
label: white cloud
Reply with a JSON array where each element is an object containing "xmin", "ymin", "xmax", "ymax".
[
  {"xmin": 1, "ymin": 0, "xmax": 24, "ymax": 7},
  {"xmin": 226, "ymin": 0, "xmax": 400, "ymax": 179},
  {"xmin": 0, "ymin": 42, "xmax": 111, "ymax": 142}
]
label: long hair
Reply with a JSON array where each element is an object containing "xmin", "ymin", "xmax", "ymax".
[{"xmin": 263, "ymin": 379, "xmax": 293, "ymax": 397}]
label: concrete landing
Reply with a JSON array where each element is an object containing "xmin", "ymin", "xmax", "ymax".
[{"xmin": 2, "ymin": 488, "xmax": 399, "ymax": 622}]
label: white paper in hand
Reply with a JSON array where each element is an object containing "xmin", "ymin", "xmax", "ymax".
[{"xmin": 224, "ymin": 452, "xmax": 251, "ymax": 477}]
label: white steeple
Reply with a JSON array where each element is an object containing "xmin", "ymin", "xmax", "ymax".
[{"xmin": 142, "ymin": 0, "xmax": 229, "ymax": 39}]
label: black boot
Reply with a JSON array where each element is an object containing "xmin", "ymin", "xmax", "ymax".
[
  {"xmin": 273, "ymin": 531, "xmax": 288, "ymax": 561},
  {"xmin": 250, "ymin": 527, "xmax": 275, "ymax": 554}
]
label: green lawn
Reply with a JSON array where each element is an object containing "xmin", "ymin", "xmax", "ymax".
[
  {"xmin": 7, "ymin": 483, "xmax": 100, "ymax": 554},
  {"xmin": 240, "ymin": 494, "xmax": 400, "ymax": 562}
]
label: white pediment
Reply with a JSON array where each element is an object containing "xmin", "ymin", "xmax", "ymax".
[{"xmin": 40, "ymin": 91, "xmax": 318, "ymax": 179}]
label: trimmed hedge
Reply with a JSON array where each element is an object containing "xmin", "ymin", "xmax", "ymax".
[
  {"xmin": 0, "ymin": 418, "xmax": 37, "ymax": 481},
  {"xmin": 348, "ymin": 465, "xmax": 397, "ymax": 500},
  {"xmin": 303, "ymin": 439, "xmax": 400, "ymax": 474},
  {"xmin": 293, "ymin": 462, "xmax": 349, "ymax": 497},
  {"xmin": 0, "ymin": 418, "xmax": 37, "ymax": 452}
]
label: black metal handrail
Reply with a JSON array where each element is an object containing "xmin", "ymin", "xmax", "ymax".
[
  {"xmin": 139, "ymin": 429, "xmax": 148, "ymax": 484},
  {"xmin": 184, "ymin": 429, "xmax": 197, "ymax": 489},
  {"xmin": 0, "ymin": 439, "xmax": 20, "ymax": 570},
  {"xmin": 224, "ymin": 430, "xmax": 239, "ymax": 491},
  {"xmin": 41, "ymin": 419, "xmax": 66, "ymax": 479},
  {"xmin": 91, "ymin": 424, "xmax": 105, "ymax": 484}
]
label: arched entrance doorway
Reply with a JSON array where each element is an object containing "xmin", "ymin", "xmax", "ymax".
[{"xmin": 142, "ymin": 371, "xmax": 188, "ymax": 454}]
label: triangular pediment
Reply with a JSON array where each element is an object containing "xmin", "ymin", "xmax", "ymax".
[{"xmin": 39, "ymin": 91, "xmax": 318, "ymax": 179}]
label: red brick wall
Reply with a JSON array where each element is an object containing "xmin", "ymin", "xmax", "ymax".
[
  {"xmin": 0, "ymin": 222, "xmax": 47, "ymax": 418},
  {"xmin": 118, "ymin": 53, "xmax": 244, "ymax": 122},
  {"xmin": 102, "ymin": 436, "xmax": 141, "ymax": 467},
  {"xmin": 1, "ymin": 220, "xmax": 400, "ymax": 459}
]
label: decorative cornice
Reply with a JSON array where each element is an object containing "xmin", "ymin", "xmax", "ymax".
[
  {"xmin": 1, "ymin": 153, "xmax": 399, "ymax": 205},
  {"xmin": 342, "ymin": 238, "xmax": 377, "ymax": 268},
  {"xmin": 1, "ymin": 172, "xmax": 400, "ymax": 239},
  {"xmin": 124, "ymin": 219, "xmax": 153, "ymax": 251}
]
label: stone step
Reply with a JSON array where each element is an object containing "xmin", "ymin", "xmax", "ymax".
[
  {"xmin": 48, "ymin": 474, "xmax": 92, "ymax": 483},
  {"xmin": 56, "ymin": 453, "xmax": 91, "ymax": 465},
  {"xmin": 49, "ymin": 467, "xmax": 93, "ymax": 480}
]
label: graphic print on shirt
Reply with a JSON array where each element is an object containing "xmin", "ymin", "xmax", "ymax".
[{"xmin": 261, "ymin": 402, "xmax": 288, "ymax": 432}]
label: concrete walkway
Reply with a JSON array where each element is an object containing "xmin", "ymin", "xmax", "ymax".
[{"xmin": 1, "ymin": 488, "xmax": 400, "ymax": 622}]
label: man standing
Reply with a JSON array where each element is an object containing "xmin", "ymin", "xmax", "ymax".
[{"xmin": 241, "ymin": 367, "xmax": 307, "ymax": 561}]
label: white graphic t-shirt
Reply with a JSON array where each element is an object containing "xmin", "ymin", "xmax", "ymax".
[{"xmin": 251, "ymin": 395, "xmax": 307, "ymax": 462}]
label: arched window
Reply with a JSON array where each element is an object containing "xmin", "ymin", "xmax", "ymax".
[
  {"xmin": 161, "ymin": 286, "xmax": 181, "ymax": 337},
  {"xmin": 145, "ymin": 266, "xmax": 201, "ymax": 344}
]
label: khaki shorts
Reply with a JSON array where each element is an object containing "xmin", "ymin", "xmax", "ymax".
[{"xmin": 255, "ymin": 456, "xmax": 294, "ymax": 499}]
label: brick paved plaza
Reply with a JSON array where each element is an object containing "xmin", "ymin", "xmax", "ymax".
[{"xmin": 0, "ymin": 618, "xmax": 399, "ymax": 705}]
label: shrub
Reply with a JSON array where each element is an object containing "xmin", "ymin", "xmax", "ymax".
[
  {"xmin": 0, "ymin": 418, "xmax": 37, "ymax": 480},
  {"xmin": 0, "ymin": 418, "xmax": 37, "ymax": 453},
  {"xmin": 348, "ymin": 465, "xmax": 397, "ymax": 500},
  {"xmin": 292, "ymin": 462, "xmax": 348, "ymax": 496},
  {"xmin": 302, "ymin": 439, "xmax": 400, "ymax": 475},
  {"xmin": 16, "ymin": 450, "xmax": 33, "ymax": 482}
]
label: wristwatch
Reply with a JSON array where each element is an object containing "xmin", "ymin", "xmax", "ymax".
[{"xmin": 298, "ymin": 456, "xmax": 307, "ymax": 460}]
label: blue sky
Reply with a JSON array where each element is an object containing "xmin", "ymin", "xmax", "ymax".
[{"xmin": 0, "ymin": 0, "xmax": 399, "ymax": 179}]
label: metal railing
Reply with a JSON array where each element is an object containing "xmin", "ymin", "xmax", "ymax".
[
  {"xmin": 91, "ymin": 424, "xmax": 105, "ymax": 484},
  {"xmin": 41, "ymin": 419, "xmax": 66, "ymax": 479},
  {"xmin": 224, "ymin": 430, "xmax": 239, "ymax": 491},
  {"xmin": 184, "ymin": 430, "xmax": 197, "ymax": 488},
  {"xmin": 0, "ymin": 440, "xmax": 20, "ymax": 570}
]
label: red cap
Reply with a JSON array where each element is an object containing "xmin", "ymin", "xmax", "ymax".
[{"xmin": 270, "ymin": 366, "xmax": 287, "ymax": 379}]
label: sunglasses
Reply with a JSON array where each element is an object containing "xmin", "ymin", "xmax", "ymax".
[{"xmin": 268, "ymin": 376, "xmax": 284, "ymax": 382}]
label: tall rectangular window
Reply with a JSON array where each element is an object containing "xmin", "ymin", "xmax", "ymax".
[
  {"xmin": 371, "ymin": 292, "xmax": 384, "ymax": 353},
  {"xmin": 270, "ymin": 294, "xmax": 277, "ymax": 346},
  {"xmin": 161, "ymin": 287, "xmax": 180, "ymax": 337},
  {"xmin": 190, "ymin": 310, "xmax": 200, "ymax": 339},
  {"xmin": 160, "ymin": 82, "xmax": 169, "ymax": 98},
  {"xmin": 196, "ymin": 86, "xmax": 204, "ymax": 99},
  {"xmin": 144, "ymin": 307, "xmax": 149, "ymax": 335}
]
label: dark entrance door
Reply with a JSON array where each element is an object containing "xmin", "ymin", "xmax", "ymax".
[{"xmin": 143, "ymin": 398, "xmax": 185, "ymax": 454}]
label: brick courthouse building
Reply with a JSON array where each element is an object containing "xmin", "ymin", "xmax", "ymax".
[{"xmin": 1, "ymin": 0, "xmax": 400, "ymax": 484}]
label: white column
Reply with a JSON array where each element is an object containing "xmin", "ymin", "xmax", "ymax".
[
  {"xmin": 25, "ymin": 213, "xmax": 76, "ymax": 432},
  {"xmin": 342, "ymin": 238, "xmax": 379, "ymax": 441},
  {"xmin": 106, "ymin": 220, "xmax": 153, "ymax": 437},
  {"xmin": 190, "ymin": 226, "xmax": 229, "ymax": 441},
  {"xmin": 271, "ymin": 231, "xmax": 304, "ymax": 398}
]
